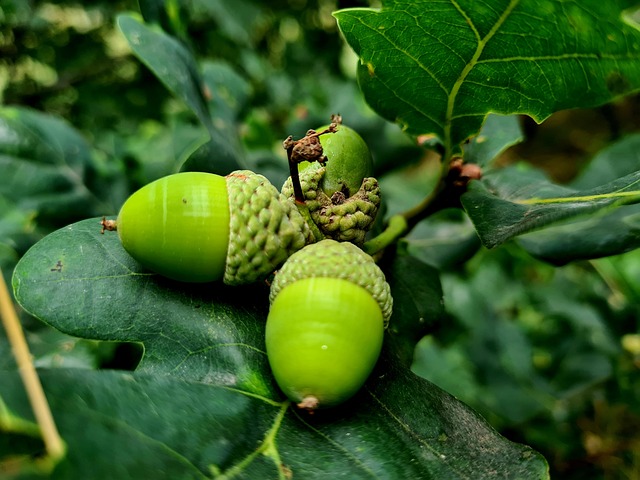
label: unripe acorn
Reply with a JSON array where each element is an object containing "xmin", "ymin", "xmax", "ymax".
[
  {"xmin": 300, "ymin": 124, "xmax": 374, "ymax": 198},
  {"xmin": 282, "ymin": 123, "xmax": 381, "ymax": 246},
  {"xmin": 106, "ymin": 170, "xmax": 315, "ymax": 285},
  {"xmin": 266, "ymin": 239, "xmax": 392, "ymax": 410}
]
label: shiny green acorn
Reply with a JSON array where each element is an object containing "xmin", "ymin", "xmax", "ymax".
[
  {"xmin": 266, "ymin": 239, "xmax": 392, "ymax": 410},
  {"xmin": 105, "ymin": 170, "xmax": 314, "ymax": 285},
  {"xmin": 300, "ymin": 123, "xmax": 374, "ymax": 198}
]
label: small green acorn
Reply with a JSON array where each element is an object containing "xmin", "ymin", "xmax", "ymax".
[
  {"xmin": 281, "ymin": 121, "xmax": 381, "ymax": 246},
  {"xmin": 302, "ymin": 122, "xmax": 375, "ymax": 198},
  {"xmin": 103, "ymin": 170, "xmax": 315, "ymax": 285},
  {"xmin": 266, "ymin": 239, "xmax": 392, "ymax": 410}
]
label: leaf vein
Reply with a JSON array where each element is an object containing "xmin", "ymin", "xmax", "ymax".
[
  {"xmin": 517, "ymin": 190, "xmax": 640, "ymax": 205},
  {"xmin": 445, "ymin": 0, "xmax": 520, "ymax": 155},
  {"xmin": 366, "ymin": 387, "xmax": 469, "ymax": 479},
  {"xmin": 292, "ymin": 409, "xmax": 381, "ymax": 478},
  {"xmin": 367, "ymin": 67, "xmax": 443, "ymax": 130},
  {"xmin": 477, "ymin": 52, "xmax": 640, "ymax": 63},
  {"xmin": 351, "ymin": 14, "xmax": 449, "ymax": 95}
]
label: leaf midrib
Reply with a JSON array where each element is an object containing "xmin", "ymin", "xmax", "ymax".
[
  {"xmin": 366, "ymin": 387, "xmax": 468, "ymax": 479},
  {"xmin": 517, "ymin": 189, "xmax": 640, "ymax": 205},
  {"xmin": 444, "ymin": 0, "xmax": 520, "ymax": 156}
]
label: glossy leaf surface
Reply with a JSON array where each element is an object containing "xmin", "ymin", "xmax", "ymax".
[
  {"xmin": 335, "ymin": 1, "xmax": 640, "ymax": 153},
  {"xmin": 517, "ymin": 134, "xmax": 640, "ymax": 263},
  {"xmin": 461, "ymin": 165, "xmax": 640, "ymax": 248}
]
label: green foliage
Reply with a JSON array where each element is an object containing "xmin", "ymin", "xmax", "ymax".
[
  {"xmin": 335, "ymin": 0, "xmax": 640, "ymax": 153},
  {"xmin": 518, "ymin": 134, "xmax": 640, "ymax": 263},
  {"xmin": 2, "ymin": 0, "xmax": 640, "ymax": 478},
  {"xmin": 0, "ymin": 107, "xmax": 120, "ymax": 227},
  {"xmin": 8, "ymin": 219, "xmax": 545, "ymax": 478},
  {"xmin": 462, "ymin": 164, "xmax": 640, "ymax": 249},
  {"xmin": 413, "ymin": 245, "xmax": 640, "ymax": 479}
]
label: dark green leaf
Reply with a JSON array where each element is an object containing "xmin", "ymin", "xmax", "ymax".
[
  {"xmin": 123, "ymin": 120, "xmax": 209, "ymax": 183},
  {"xmin": 0, "ymin": 107, "xmax": 108, "ymax": 225},
  {"xmin": 12, "ymin": 219, "xmax": 273, "ymax": 389},
  {"xmin": 461, "ymin": 165, "xmax": 640, "ymax": 248},
  {"xmin": 116, "ymin": 14, "xmax": 215, "ymax": 138},
  {"xmin": 571, "ymin": 133, "xmax": 640, "ymax": 189},
  {"xmin": 379, "ymin": 158, "xmax": 441, "ymax": 217},
  {"xmin": 201, "ymin": 61, "xmax": 251, "ymax": 123},
  {"xmin": 335, "ymin": 1, "xmax": 640, "ymax": 153},
  {"xmin": 402, "ymin": 211, "xmax": 481, "ymax": 270},
  {"xmin": 116, "ymin": 17, "xmax": 250, "ymax": 174},
  {"xmin": 538, "ymin": 292, "xmax": 619, "ymax": 357},
  {"xmin": 412, "ymin": 336, "xmax": 481, "ymax": 406},
  {"xmin": 463, "ymin": 114, "xmax": 524, "ymax": 167},
  {"xmin": 417, "ymin": 249, "xmax": 619, "ymax": 426},
  {"xmin": 516, "ymin": 135, "xmax": 640, "ymax": 263},
  {"xmin": 1, "ymin": 370, "xmax": 276, "ymax": 479},
  {"xmin": 384, "ymin": 254, "xmax": 445, "ymax": 364},
  {"xmin": 9, "ymin": 219, "xmax": 549, "ymax": 478},
  {"xmin": 138, "ymin": 0, "xmax": 189, "ymax": 40},
  {"xmin": 181, "ymin": 61, "xmax": 251, "ymax": 175},
  {"xmin": 517, "ymin": 204, "xmax": 640, "ymax": 265},
  {"xmin": 0, "ymin": 363, "xmax": 549, "ymax": 479},
  {"xmin": 549, "ymin": 352, "xmax": 613, "ymax": 395},
  {"xmin": 190, "ymin": 0, "xmax": 265, "ymax": 47}
]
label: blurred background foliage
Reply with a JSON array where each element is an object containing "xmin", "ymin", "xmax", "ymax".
[{"xmin": 1, "ymin": 1, "xmax": 639, "ymax": 478}]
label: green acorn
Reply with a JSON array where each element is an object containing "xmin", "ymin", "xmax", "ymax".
[
  {"xmin": 306, "ymin": 122, "xmax": 375, "ymax": 198},
  {"xmin": 266, "ymin": 239, "xmax": 392, "ymax": 410},
  {"xmin": 281, "ymin": 123, "xmax": 381, "ymax": 246},
  {"xmin": 103, "ymin": 170, "xmax": 316, "ymax": 285}
]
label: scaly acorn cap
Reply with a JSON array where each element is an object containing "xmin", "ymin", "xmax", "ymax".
[
  {"xmin": 269, "ymin": 239, "xmax": 393, "ymax": 328},
  {"xmin": 281, "ymin": 167, "xmax": 381, "ymax": 246},
  {"xmin": 224, "ymin": 170, "xmax": 316, "ymax": 285}
]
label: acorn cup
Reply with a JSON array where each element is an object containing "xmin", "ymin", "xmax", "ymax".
[{"xmin": 266, "ymin": 239, "xmax": 393, "ymax": 411}]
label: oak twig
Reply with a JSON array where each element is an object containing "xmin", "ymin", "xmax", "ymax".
[{"xmin": 364, "ymin": 157, "xmax": 482, "ymax": 256}]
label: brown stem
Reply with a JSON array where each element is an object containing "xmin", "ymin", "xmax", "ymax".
[
  {"xmin": 403, "ymin": 157, "xmax": 482, "ymax": 229},
  {"xmin": 100, "ymin": 217, "xmax": 117, "ymax": 234},
  {"xmin": 282, "ymin": 120, "xmax": 339, "ymax": 204},
  {"xmin": 364, "ymin": 157, "xmax": 482, "ymax": 255},
  {"xmin": 285, "ymin": 145, "xmax": 305, "ymax": 204}
]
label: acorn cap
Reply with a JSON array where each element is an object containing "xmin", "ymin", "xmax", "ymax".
[
  {"xmin": 224, "ymin": 170, "xmax": 315, "ymax": 285},
  {"xmin": 281, "ymin": 167, "xmax": 380, "ymax": 246},
  {"xmin": 269, "ymin": 239, "xmax": 393, "ymax": 327}
]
